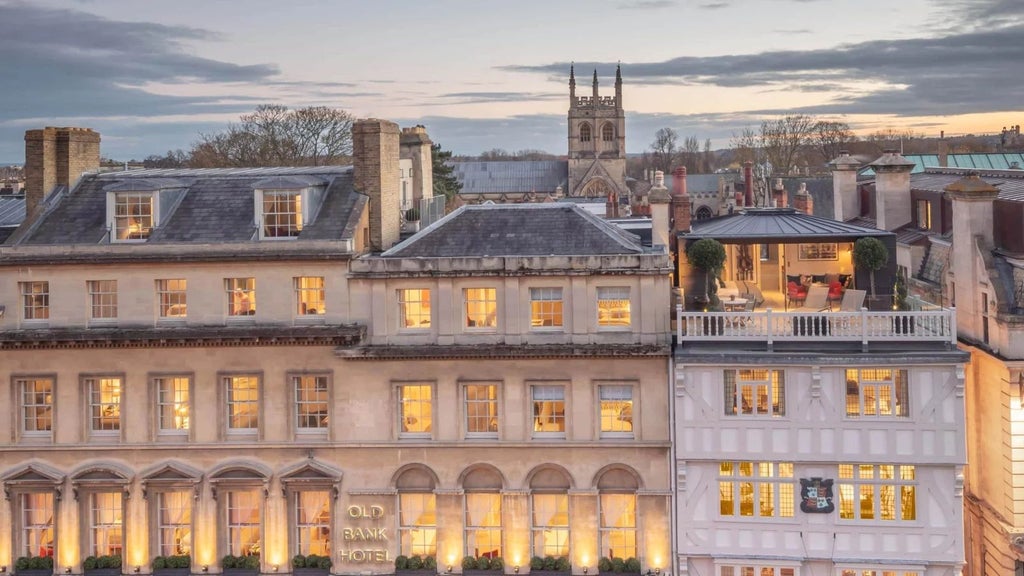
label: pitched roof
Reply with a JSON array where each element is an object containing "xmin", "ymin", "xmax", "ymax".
[
  {"xmin": 910, "ymin": 167, "xmax": 1024, "ymax": 202},
  {"xmin": 862, "ymin": 153, "xmax": 1024, "ymax": 176},
  {"xmin": 452, "ymin": 160, "xmax": 568, "ymax": 194},
  {"xmin": 383, "ymin": 203, "xmax": 645, "ymax": 257},
  {"xmin": 16, "ymin": 166, "xmax": 361, "ymax": 245},
  {"xmin": 0, "ymin": 196, "xmax": 24, "ymax": 227},
  {"xmin": 683, "ymin": 207, "xmax": 892, "ymax": 242}
]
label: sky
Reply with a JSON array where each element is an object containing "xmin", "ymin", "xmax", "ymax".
[{"xmin": 0, "ymin": 0, "xmax": 1022, "ymax": 163}]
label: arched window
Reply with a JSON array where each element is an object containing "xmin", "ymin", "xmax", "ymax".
[
  {"xmin": 462, "ymin": 466, "xmax": 504, "ymax": 560},
  {"xmin": 395, "ymin": 465, "xmax": 438, "ymax": 557},
  {"xmin": 528, "ymin": 466, "xmax": 573, "ymax": 559},
  {"xmin": 602, "ymin": 123, "xmax": 614, "ymax": 142},
  {"xmin": 596, "ymin": 466, "xmax": 640, "ymax": 561},
  {"xmin": 579, "ymin": 124, "xmax": 592, "ymax": 143},
  {"xmin": 695, "ymin": 206, "xmax": 714, "ymax": 221}
]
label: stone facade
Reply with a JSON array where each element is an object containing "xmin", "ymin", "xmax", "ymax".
[{"xmin": 567, "ymin": 66, "xmax": 627, "ymax": 199}]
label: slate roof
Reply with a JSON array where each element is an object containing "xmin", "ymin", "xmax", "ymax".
[
  {"xmin": 910, "ymin": 167, "xmax": 1024, "ymax": 202},
  {"xmin": 664, "ymin": 174, "xmax": 730, "ymax": 195},
  {"xmin": 684, "ymin": 207, "xmax": 892, "ymax": 242},
  {"xmin": 16, "ymin": 166, "xmax": 361, "ymax": 245},
  {"xmin": 861, "ymin": 153, "xmax": 1024, "ymax": 176},
  {"xmin": 0, "ymin": 196, "xmax": 24, "ymax": 227},
  {"xmin": 383, "ymin": 203, "xmax": 646, "ymax": 258},
  {"xmin": 451, "ymin": 161, "xmax": 568, "ymax": 194}
]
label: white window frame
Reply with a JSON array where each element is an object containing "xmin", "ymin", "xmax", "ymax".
[
  {"xmin": 598, "ymin": 492, "xmax": 636, "ymax": 561},
  {"xmin": 530, "ymin": 287, "xmax": 564, "ymax": 330},
  {"xmin": 398, "ymin": 383, "xmax": 433, "ymax": 439},
  {"xmin": 154, "ymin": 375, "xmax": 191, "ymax": 437},
  {"xmin": 18, "ymin": 491, "xmax": 56, "ymax": 559},
  {"xmin": 724, "ymin": 369, "xmax": 786, "ymax": 417},
  {"xmin": 293, "ymin": 374, "xmax": 330, "ymax": 434},
  {"xmin": 531, "ymin": 384, "xmax": 566, "ymax": 438},
  {"xmin": 716, "ymin": 563, "xmax": 800, "ymax": 576},
  {"xmin": 87, "ymin": 280, "xmax": 118, "ymax": 323},
  {"xmin": 845, "ymin": 369, "xmax": 909, "ymax": 418},
  {"xmin": 398, "ymin": 288, "xmax": 432, "ymax": 330},
  {"xmin": 87, "ymin": 491, "xmax": 124, "ymax": 557},
  {"xmin": 464, "ymin": 492, "xmax": 502, "ymax": 559},
  {"xmin": 110, "ymin": 191, "xmax": 155, "ymax": 242},
  {"xmin": 464, "ymin": 382, "xmax": 499, "ymax": 438},
  {"xmin": 398, "ymin": 492, "xmax": 437, "ymax": 557},
  {"xmin": 294, "ymin": 277, "xmax": 326, "ymax": 317},
  {"xmin": 18, "ymin": 376, "xmax": 54, "ymax": 439},
  {"xmin": 156, "ymin": 279, "xmax": 187, "ymax": 321},
  {"xmin": 224, "ymin": 488, "xmax": 262, "ymax": 557},
  {"xmin": 464, "ymin": 287, "xmax": 498, "ymax": 330},
  {"xmin": 597, "ymin": 286, "xmax": 631, "ymax": 329},
  {"xmin": 20, "ymin": 281, "xmax": 50, "ymax": 323},
  {"xmin": 85, "ymin": 376, "xmax": 122, "ymax": 437},
  {"xmin": 257, "ymin": 188, "xmax": 307, "ymax": 240},
  {"xmin": 224, "ymin": 374, "xmax": 260, "ymax": 435},
  {"xmin": 155, "ymin": 490, "xmax": 193, "ymax": 557},
  {"xmin": 835, "ymin": 567, "xmax": 923, "ymax": 576},
  {"xmin": 292, "ymin": 490, "xmax": 331, "ymax": 556},
  {"xmin": 599, "ymin": 384, "xmax": 634, "ymax": 438},
  {"xmin": 838, "ymin": 464, "xmax": 917, "ymax": 522},
  {"xmin": 531, "ymin": 492, "xmax": 570, "ymax": 559},
  {"xmin": 225, "ymin": 278, "xmax": 256, "ymax": 318},
  {"xmin": 717, "ymin": 462, "xmax": 795, "ymax": 519}
]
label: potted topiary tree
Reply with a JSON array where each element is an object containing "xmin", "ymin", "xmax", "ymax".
[
  {"xmin": 686, "ymin": 238, "xmax": 727, "ymax": 311},
  {"xmin": 152, "ymin": 555, "xmax": 191, "ymax": 576},
  {"xmin": 83, "ymin": 555, "xmax": 122, "ymax": 576},
  {"xmin": 220, "ymin": 555, "xmax": 259, "ymax": 576},
  {"xmin": 404, "ymin": 207, "xmax": 422, "ymax": 232},
  {"xmin": 852, "ymin": 237, "xmax": 889, "ymax": 310},
  {"xmin": 462, "ymin": 556, "xmax": 503, "ymax": 576},
  {"xmin": 15, "ymin": 555, "xmax": 54, "ymax": 576},
  {"xmin": 291, "ymin": 554, "xmax": 331, "ymax": 576},
  {"xmin": 528, "ymin": 556, "xmax": 570, "ymax": 576},
  {"xmin": 395, "ymin": 555, "xmax": 436, "ymax": 576},
  {"xmin": 598, "ymin": 558, "xmax": 641, "ymax": 576}
]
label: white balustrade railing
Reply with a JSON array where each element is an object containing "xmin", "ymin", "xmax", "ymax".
[{"xmin": 675, "ymin": 305, "xmax": 957, "ymax": 347}]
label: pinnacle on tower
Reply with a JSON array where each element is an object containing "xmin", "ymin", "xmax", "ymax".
[
  {"xmin": 616, "ymin": 62, "xmax": 622, "ymax": 84},
  {"xmin": 569, "ymin": 62, "xmax": 576, "ymax": 99},
  {"xmin": 593, "ymin": 69, "xmax": 598, "ymax": 86}
]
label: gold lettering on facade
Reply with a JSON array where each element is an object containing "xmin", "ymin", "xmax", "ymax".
[{"xmin": 342, "ymin": 502, "xmax": 390, "ymax": 563}]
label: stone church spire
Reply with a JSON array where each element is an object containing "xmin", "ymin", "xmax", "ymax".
[
  {"xmin": 569, "ymin": 62, "xmax": 576, "ymax": 100},
  {"xmin": 592, "ymin": 69, "xmax": 599, "ymax": 99},
  {"xmin": 615, "ymin": 62, "xmax": 622, "ymax": 107}
]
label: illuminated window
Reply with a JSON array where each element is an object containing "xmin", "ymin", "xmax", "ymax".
[
  {"xmin": 465, "ymin": 288, "xmax": 498, "ymax": 329},
  {"xmin": 294, "ymin": 491, "xmax": 331, "ymax": 556},
  {"xmin": 88, "ymin": 492, "xmax": 123, "ymax": 557},
  {"xmin": 262, "ymin": 190, "xmax": 303, "ymax": 238},
  {"xmin": 532, "ymin": 385, "xmax": 566, "ymax": 436},
  {"xmin": 839, "ymin": 565, "xmax": 921, "ymax": 569},
  {"xmin": 531, "ymin": 493, "xmax": 569, "ymax": 558},
  {"xmin": 845, "ymin": 369, "xmax": 909, "ymax": 418},
  {"xmin": 602, "ymin": 123, "xmax": 614, "ymax": 142},
  {"xmin": 838, "ymin": 464, "xmax": 916, "ymax": 521},
  {"xmin": 599, "ymin": 493, "xmax": 635, "ymax": 560},
  {"xmin": 20, "ymin": 281, "xmax": 49, "ymax": 321},
  {"xmin": 19, "ymin": 492, "xmax": 54, "ymax": 558},
  {"xmin": 915, "ymin": 199, "xmax": 931, "ymax": 230},
  {"xmin": 19, "ymin": 377, "xmax": 53, "ymax": 437},
  {"xmin": 580, "ymin": 124, "xmax": 592, "ymax": 143},
  {"xmin": 597, "ymin": 287, "xmax": 631, "ymax": 328},
  {"xmin": 530, "ymin": 287, "xmax": 563, "ymax": 329},
  {"xmin": 718, "ymin": 566, "xmax": 796, "ymax": 576},
  {"xmin": 88, "ymin": 280, "xmax": 118, "ymax": 321},
  {"xmin": 295, "ymin": 277, "xmax": 325, "ymax": 316},
  {"xmin": 599, "ymin": 385, "xmax": 633, "ymax": 437},
  {"xmin": 86, "ymin": 377, "xmax": 121, "ymax": 433},
  {"xmin": 465, "ymin": 383, "xmax": 499, "ymax": 437},
  {"xmin": 399, "ymin": 384, "xmax": 433, "ymax": 436},
  {"xmin": 718, "ymin": 462, "xmax": 794, "ymax": 518},
  {"xmin": 724, "ymin": 369, "xmax": 786, "ymax": 417},
  {"xmin": 399, "ymin": 289, "xmax": 432, "ymax": 329},
  {"xmin": 155, "ymin": 376, "xmax": 190, "ymax": 433},
  {"xmin": 225, "ymin": 278, "xmax": 256, "ymax": 317},
  {"xmin": 226, "ymin": 489, "xmax": 261, "ymax": 556},
  {"xmin": 156, "ymin": 279, "xmax": 187, "ymax": 319},
  {"xmin": 399, "ymin": 493, "xmax": 437, "ymax": 557},
  {"xmin": 465, "ymin": 493, "xmax": 502, "ymax": 559},
  {"xmin": 294, "ymin": 375, "xmax": 329, "ymax": 431},
  {"xmin": 114, "ymin": 192, "xmax": 153, "ymax": 241},
  {"xmin": 225, "ymin": 375, "xmax": 259, "ymax": 431},
  {"xmin": 157, "ymin": 491, "xmax": 192, "ymax": 556}
]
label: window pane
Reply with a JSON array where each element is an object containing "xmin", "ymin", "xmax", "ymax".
[
  {"xmin": 156, "ymin": 279, "xmax": 187, "ymax": 318},
  {"xmin": 226, "ymin": 278, "xmax": 256, "ymax": 316},
  {"xmin": 90, "ymin": 492, "xmax": 123, "ymax": 557},
  {"xmin": 465, "ymin": 288, "xmax": 498, "ymax": 328},
  {"xmin": 295, "ymin": 491, "xmax": 330, "ymax": 555},
  {"xmin": 114, "ymin": 193, "xmax": 153, "ymax": 240},
  {"xmin": 295, "ymin": 376, "xmax": 329, "ymax": 430},
  {"xmin": 89, "ymin": 378, "xmax": 121, "ymax": 432},
  {"xmin": 22, "ymin": 493, "xmax": 54, "ymax": 558},
  {"xmin": 227, "ymin": 376, "xmax": 259, "ymax": 430},
  {"xmin": 466, "ymin": 493, "xmax": 501, "ymax": 558},
  {"xmin": 263, "ymin": 191, "xmax": 303, "ymax": 237},
  {"xmin": 530, "ymin": 287, "xmax": 563, "ymax": 328},
  {"xmin": 88, "ymin": 280, "xmax": 118, "ymax": 320},
  {"xmin": 157, "ymin": 377, "xmax": 190, "ymax": 431},
  {"xmin": 599, "ymin": 494, "xmax": 636, "ymax": 559},
  {"xmin": 295, "ymin": 277, "xmax": 325, "ymax": 316},
  {"xmin": 21, "ymin": 282, "xmax": 50, "ymax": 320},
  {"xmin": 532, "ymin": 385, "xmax": 565, "ymax": 434},
  {"xmin": 158, "ymin": 491, "xmax": 192, "ymax": 556},
  {"xmin": 401, "ymin": 385, "xmax": 432, "ymax": 434},
  {"xmin": 597, "ymin": 287, "xmax": 630, "ymax": 327},
  {"xmin": 399, "ymin": 289, "xmax": 431, "ymax": 329},
  {"xmin": 227, "ymin": 490, "xmax": 260, "ymax": 556},
  {"xmin": 600, "ymin": 385, "xmax": 633, "ymax": 434},
  {"xmin": 466, "ymin": 384, "xmax": 498, "ymax": 435},
  {"xmin": 400, "ymin": 493, "xmax": 436, "ymax": 557},
  {"xmin": 20, "ymin": 378, "xmax": 54, "ymax": 433}
]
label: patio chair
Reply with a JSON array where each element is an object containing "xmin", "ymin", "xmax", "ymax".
[
  {"xmin": 838, "ymin": 289, "xmax": 867, "ymax": 312},
  {"xmin": 827, "ymin": 281, "xmax": 844, "ymax": 308},
  {"xmin": 786, "ymin": 281, "xmax": 807, "ymax": 309},
  {"xmin": 794, "ymin": 285, "xmax": 829, "ymax": 312},
  {"xmin": 741, "ymin": 281, "xmax": 766, "ymax": 307}
]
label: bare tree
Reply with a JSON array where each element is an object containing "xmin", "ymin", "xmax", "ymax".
[
  {"xmin": 190, "ymin": 104, "xmax": 354, "ymax": 168},
  {"xmin": 703, "ymin": 138, "xmax": 715, "ymax": 173},
  {"xmin": 862, "ymin": 128, "xmax": 925, "ymax": 154},
  {"xmin": 812, "ymin": 120, "xmax": 855, "ymax": 164},
  {"xmin": 760, "ymin": 114, "xmax": 816, "ymax": 175},
  {"xmin": 730, "ymin": 127, "xmax": 760, "ymax": 167},
  {"xmin": 681, "ymin": 135, "xmax": 702, "ymax": 172},
  {"xmin": 650, "ymin": 127, "xmax": 679, "ymax": 173}
]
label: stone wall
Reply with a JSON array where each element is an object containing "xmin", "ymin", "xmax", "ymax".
[{"xmin": 353, "ymin": 119, "xmax": 400, "ymax": 252}]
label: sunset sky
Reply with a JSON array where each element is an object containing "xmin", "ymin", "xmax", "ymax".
[{"xmin": 1, "ymin": 0, "xmax": 1021, "ymax": 162}]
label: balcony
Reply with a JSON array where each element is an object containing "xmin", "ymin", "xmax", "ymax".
[{"xmin": 676, "ymin": 304, "xmax": 957, "ymax": 349}]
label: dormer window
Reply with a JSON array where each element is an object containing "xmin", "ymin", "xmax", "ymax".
[
  {"xmin": 114, "ymin": 192, "xmax": 154, "ymax": 241},
  {"xmin": 261, "ymin": 190, "xmax": 304, "ymax": 238}
]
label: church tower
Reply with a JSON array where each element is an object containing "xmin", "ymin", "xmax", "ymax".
[{"xmin": 567, "ymin": 63, "xmax": 628, "ymax": 200}]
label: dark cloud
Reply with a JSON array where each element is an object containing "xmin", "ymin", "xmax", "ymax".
[
  {"xmin": 617, "ymin": 1, "xmax": 676, "ymax": 9},
  {"xmin": 503, "ymin": 19, "xmax": 1024, "ymax": 118},
  {"xmin": 698, "ymin": 2, "xmax": 730, "ymax": 9},
  {"xmin": 433, "ymin": 91, "xmax": 564, "ymax": 105}
]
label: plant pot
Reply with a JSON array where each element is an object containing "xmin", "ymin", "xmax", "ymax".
[
  {"xmin": 293, "ymin": 569, "xmax": 329, "ymax": 576},
  {"xmin": 16, "ymin": 570, "xmax": 54, "ymax": 576},
  {"xmin": 396, "ymin": 570, "xmax": 437, "ymax": 576},
  {"xmin": 691, "ymin": 295, "xmax": 710, "ymax": 311},
  {"xmin": 463, "ymin": 570, "xmax": 503, "ymax": 576},
  {"xmin": 84, "ymin": 569, "xmax": 122, "ymax": 576},
  {"xmin": 153, "ymin": 570, "xmax": 190, "ymax": 576},
  {"xmin": 529, "ymin": 571, "xmax": 570, "ymax": 576},
  {"xmin": 223, "ymin": 569, "xmax": 258, "ymax": 576}
]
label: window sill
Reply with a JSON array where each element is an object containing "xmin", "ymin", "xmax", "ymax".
[
  {"xmin": 226, "ymin": 315, "xmax": 257, "ymax": 323},
  {"xmin": 599, "ymin": 433, "xmax": 635, "ymax": 440},
  {"xmin": 465, "ymin": 433, "xmax": 499, "ymax": 440},
  {"xmin": 531, "ymin": 433, "xmax": 567, "ymax": 440},
  {"xmin": 20, "ymin": 320, "xmax": 50, "ymax": 329},
  {"xmin": 597, "ymin": 325, "xmax": 632, "ymax": 331},
  {"xmin": 18, "ymin": 433, "xmax": 52, "ymax": 444},
  {"xmin": 88, "ymin": 319, "xmax": 118, "ymax": 328},
  {"xmin": 399, "ymin": 434, "xmax": 433, "ymax": 440},
  {"xmin": 294, "ymin": 315, "xmax": 327, "ymax": 325}
]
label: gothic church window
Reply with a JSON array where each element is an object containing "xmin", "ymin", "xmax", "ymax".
[
  {"xmin": 602, "ymin": 123, "xmax": 614, "ymax": 142},
  {"xmin": 579, "ymin": 124, "xmax": 592, "ymax": 143}
]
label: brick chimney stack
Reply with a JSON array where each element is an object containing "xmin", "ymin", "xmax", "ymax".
[
  {"xmin": 670, "ymin": 167, "xmax": 692, "ymax": 245},
  {"xmin": 772, "ymin": 178, "xmax": 786, "ymax": 207},
  {"xmin": 830, "ymin": 150, "xmax": 861, "ymax": 222},
  {"xmin": 868, "ymin": 149, "xmax": 915, "ymax": 231},
  {"xmin": 743, "ymin": 161, "xmax": 754, "ymax": 207},
  {"xmin": 24, "ymin": 127, "xmax": 100, "ymax": 216},
  {"xmin": 793, "ymin": 183, "xmax": 814, "ymax": 215},
  {"xmin": 353, "ymin": 119, "xmax": 401, "ymax": 252}
]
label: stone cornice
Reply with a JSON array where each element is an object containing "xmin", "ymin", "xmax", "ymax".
[
  {"xmin": 337, "ymin": 343, "xmax": 670, "ymax": 360},
  {"xmin": 0, "ymin": 324, "xmax": 365, "ymax": 350}
]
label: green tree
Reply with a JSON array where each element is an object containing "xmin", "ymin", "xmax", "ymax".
[
  {"xmin": 687, "ymin": 238, "xmax": 727, "ymax": 301},
  {"xmin": 853, "ymin": 237, "xmax": 889, "ymax": 298},
  {"xmin": 432, "ymin": 143, "xmax": 462, "ymax": 205}
]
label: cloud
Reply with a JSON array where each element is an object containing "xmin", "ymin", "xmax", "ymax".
[
  {"xmin": 433, "ymin": 91, "xmax": 564, "ymax": 105},
  {"xmin": 617, "ymin": 0, "xmax": 676, "ymax": 9},
  {"xmin": 502, "ymin": 18, "xmax": 1024, "ymax": 118},
  {"xmin": 698, "ymin": 2, "xmax": 730, "ymax": 9}
]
